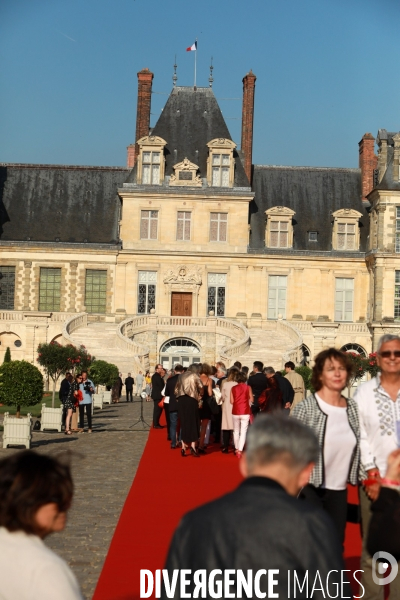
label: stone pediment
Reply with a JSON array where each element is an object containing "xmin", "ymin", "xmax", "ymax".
[
  {"xmin": 332, "ymin": 209, "xmax": 362, "ymax": 219},
  {"xmin": 136, "ymin": 135, "xmax": 167, "ymax": 147},
  {"xmin": 169, "ymin": 158, "xmax": 202, "ymax": 187},
  {"xmin": 207, "ymin": 138, "xmax": 237, "ymax": 149},
  {"xmin": 265, "ymin": 206, "xmax": 296, "ymax": 216}
]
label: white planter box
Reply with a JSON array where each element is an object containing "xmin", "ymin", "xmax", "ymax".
[
  {"xmin": 103, "ymin": 391, "xmax": 112, "ymax": 404},
  {"xmin": 41, "ymin": 404, "xmax": 63, "ymax": 432},
  {"xmin": 3, "ymin": 413, "xmax": 32, "ymax": 449},
  {"xmin": 93, "ymin": 393, "xmax": 103, "ymax": 410}
]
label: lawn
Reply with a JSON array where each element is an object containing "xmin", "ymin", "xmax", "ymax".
[{"xmin": 0, "ymin": 393, "xmax": 61, "ymax": 418}]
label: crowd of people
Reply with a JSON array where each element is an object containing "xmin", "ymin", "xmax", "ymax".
[
  {"xmin": 2, "ymin": 334, "xmax": 400, "ymax": 599},
  {"xmin": 147, "ymin": 359, "xmax": 303, "ymax": 457}
]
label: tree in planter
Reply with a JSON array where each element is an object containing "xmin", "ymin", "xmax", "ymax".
[
  {"xmin": 37, "ymin": 342, "xmax": 71, "ymax": 408},
  {"xmin": 3, "ymin": 347, "xmax": 11, "ymax": 363},
  {"xmin": 0, "ymin": 360, "xmax": 43, "ymax": 418},
  {"xmin": 89, "ymin": 360, "xmax": 119, "ymax": 391}
]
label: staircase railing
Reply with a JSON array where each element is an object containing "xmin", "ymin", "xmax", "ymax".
[
  {"xmin": 116, "ymin": 317, "xmax": 150, "ymax": 371},
  {"xmin": 62, "ymin": 313, "xmax": 88, "ymax": 345},
  {"xmin": 217, "ymin": 318, "xmax": 251, "ymax": 363},
  {"xmin": 277, "ymin": 319, "xmax": 303, "ymax": 366}
]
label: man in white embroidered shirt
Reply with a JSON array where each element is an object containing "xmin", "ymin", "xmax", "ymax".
[{"xmin": 354, "ymin": 334, "xmax": 400, "ymax": 599}]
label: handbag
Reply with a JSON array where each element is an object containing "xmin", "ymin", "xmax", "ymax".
[
  {"xmin": 158, "ymin": 398, "xmax": 164, "ymax": 408},
  {"xmin": 207, "ymin": 394, "xmax": 221, "ymax": 415},
  {"xmin": 213, "ymin": 386, "xmax": 222, "ymax": 405}
]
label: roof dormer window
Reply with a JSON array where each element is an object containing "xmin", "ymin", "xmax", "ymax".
[
  {"xmin": 207, "ymin": 138, "xmax": 236, "ymax": 188},
  {"xmin": 136, "ymin": 136, "xmax": 167, "ymax": 185},
  {"xmin": 212, "ymin": 154, "xmax": 230, "ymax": 187},
  {"xmin": 265, "ymin": 207, "xmax": 295, "ymax": 248},
  {"xmin": 332, "ymin": 209, "xmax": 362, "ymax": 251},
  {"xmin": 142, "ymin": 151, "xmax": 160, "ymax": 184}
]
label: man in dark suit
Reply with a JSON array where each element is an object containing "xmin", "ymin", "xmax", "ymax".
[
  {"xmin": 162, "ymin": 415, "xmax": 350, "ymax": 599},
  {"xmin": 151, "ymin": 364, "xmax": 165, "ymax": 429},
  {"xmin": 59, "ymin": 372, "xmax": 72, "ymax": 428},
  {"xmin": 248, "ymin": 361, "xmax": 268, "ymax": 418},
  {"xmin": 124, "ymin": 373, "xmax": 134, "ymax": 402},
  {"xmin": 164, "ymin": 364, "xmax": 184, "ymax": 448},
  {"xmin": 265, "ymin": 366, "xmax": 294, "ymax": 413}
]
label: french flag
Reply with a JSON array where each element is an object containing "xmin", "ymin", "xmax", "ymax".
[{"xmin": 186, "ymin": 41, "xmax": 197, "ymax": 52}]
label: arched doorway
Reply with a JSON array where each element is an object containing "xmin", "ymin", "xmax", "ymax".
[{"xmin": 160, "ymin": 338, "xmax": 201, "ymax": 369}]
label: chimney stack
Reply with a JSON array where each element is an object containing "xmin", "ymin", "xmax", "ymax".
[
  {"xmin": 358, "ymin": 133, "xmax": 377, "ymax": 202},
  {"xmin": 241, "ymin": 70, "xmax": 257, "ymax": 184},
  {"xmin": 127, "ymin": 67, "xmax": 154, "ymax": 169}
]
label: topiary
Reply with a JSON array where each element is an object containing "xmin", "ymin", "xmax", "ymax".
[
  {"xmin": 3, "ymin": 347, "xmax": 11, "ymax": 363},
  {"xmin": 0, "ymin": 360, "xmax": 44, "ymax": 417}
]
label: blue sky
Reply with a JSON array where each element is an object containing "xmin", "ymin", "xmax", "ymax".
[{"xmin": 1, "ymin": 0, "xmax": 400, "ymax": 168}]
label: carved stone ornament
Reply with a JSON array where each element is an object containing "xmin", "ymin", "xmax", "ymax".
[
  {"xmin": 265, "ymin": 206, "xmax": 296, "ymax": 217},
  {"xmin": 169, "ymin": 158, "xmax": 202, "ymax": 187},
  {"xmin": 163, "ymin": 265, "xmax": 202, "ymax": 285},
  {"xmin": 332, "ymin": 208, "xmax": 363, "ymax": 219}
]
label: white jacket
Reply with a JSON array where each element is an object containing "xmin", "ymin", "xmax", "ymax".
[{"xmin": 353, "ymin": 375, "xmax": 400, "ymax": 476}]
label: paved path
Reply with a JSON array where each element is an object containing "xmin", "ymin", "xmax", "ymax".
[{"xmin": 0, "ymin": 396, "xmax": 155, "ymax": 599}]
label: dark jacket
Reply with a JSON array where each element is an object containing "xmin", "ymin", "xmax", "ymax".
[
  {"xmin": 275, "ymin": 371, "xmax": 295, "ymax": 406},
  {"xmin": 124, "ymin": 376, "xmax": 134, "ymax": 390},
  {"xmin": 368, "ymin": 487, "xmax": 400, "ymax": 561},
  {"xmin": 151, "ymin": 372, "xmax": 165, "ymax": 401},
  {"xmin": 59, "ymin": 377, "xmax": 70, "ymax": 403},
  {"xmin": 164, "ymin": 373, "xmax": 179, "ymax": 412},
  {"xmin": 163, "ymin": 477, "xmax": 349, "ymax": 599},
  {"xmin": 248, "ymin": 372, "xmax": 268, "ymax": 408}
]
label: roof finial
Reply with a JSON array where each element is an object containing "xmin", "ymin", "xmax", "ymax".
[
  {"xmin": 172, "ymin": 55, "xmax": 178, "ymax": 87},
  {"xmin": 209, "ymin": 56, "xmax": 214, "ymax": 88}
]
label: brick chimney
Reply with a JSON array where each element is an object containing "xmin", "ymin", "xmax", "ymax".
[
  {"xmin": 358, "ymin": 133, "xmax": 377, "ymax": 202},
  {"xmin": 127, "ymin": 67, "xmax": 154, "ymax": 169},
  {"xmin": 241, "ymin": 70, "xmax": 257, "ymax": 184}
]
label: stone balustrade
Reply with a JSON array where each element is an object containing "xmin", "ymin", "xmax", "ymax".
[{"xmin": 63, "ymin": 313, "xmax": 88, "ymax": 344}]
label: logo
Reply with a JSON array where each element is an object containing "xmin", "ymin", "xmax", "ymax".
[{"xmin": 372, "ymin": 552, "xmax": 398, "ymax": 586}]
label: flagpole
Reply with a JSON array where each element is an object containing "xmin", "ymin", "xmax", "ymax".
[{"xmin": 194, "ymin": 38, "xmax": 197, "ymax": 88}]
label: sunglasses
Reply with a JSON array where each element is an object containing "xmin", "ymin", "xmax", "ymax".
[{"xmin": 380, "ymin": 351, "xmax": 400, "ymax": 358}]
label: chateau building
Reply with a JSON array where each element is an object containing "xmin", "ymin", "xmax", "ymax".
[{"xmin": 0, "ymin": 67, "xmax": 398, "ymax": 374}]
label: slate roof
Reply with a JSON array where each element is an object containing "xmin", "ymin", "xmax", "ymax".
[
  {"xmin": 0, "ymin": 164, "xmax": 128, "ymax": 244},
  {"xmin": 250, "ymin": 165, "xmax": 368, "ymax": 252},
  {"xmin": 126, "ymin": 86, "xmax": 249, "ymax": 188}
]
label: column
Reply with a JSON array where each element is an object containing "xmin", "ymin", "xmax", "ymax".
[{"xmin": 22, "ymin": 262, "xmax": 32, "ymax": 311}]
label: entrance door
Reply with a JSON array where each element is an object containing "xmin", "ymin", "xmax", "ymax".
[{"xmin": 171, "ymin": 292, "xmax": 192, "ymax": 316}]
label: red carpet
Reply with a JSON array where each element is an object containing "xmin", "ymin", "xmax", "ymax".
[{"xmin": 93, "ymin": 423, "xmax": 362, "ymax": 600}]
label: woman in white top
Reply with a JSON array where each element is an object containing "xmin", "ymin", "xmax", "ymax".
[
  {"xmin": 0, "ymin": 450, "xmax": 83, "ymax": 600},
  {"xmin": 291, "ymin": 348, "xmax": 360, "ymax": 546},
  {"xmin": 220, "ymin": 366, "xmax": 239, "ymax": 454}
]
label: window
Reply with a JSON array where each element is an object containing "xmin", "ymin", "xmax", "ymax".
[
  {"xmin": 177, "ymin": 211, "xmax": 191, "ymax": 241},
  {"xmin": 208, "ymin": 273, "xmax": 226, "ymax": 316},
  {"xmin": 265, "ymin": 207, "xmax": 295, "ymax": 248},
  {"xmin": 0, "ymin": 266, "xmax": 15, "ymax": 310},
  {"xmin": 396, "ymin": 207, "xmax": 400, "ymax": 253},
  {"xmin": 212, "ymin": 154, "xmax": 230, "ymax": 187},
  {"xmin": 309, "ymin": 231, "xmax": 318, "ymax": 242},
  {"xmin": 335, "ymin": 278, "xmax": 354, "ymax": 321},
  {"xmin": 337, "ymin": 223, "xmax": 356, "ymax": 250},
  {"xmin": 140, "ymin": 210, "xmax": 158, "ymax": 240},
  {"xmin": 206, "ymin": 138, "xmax": 236, "ymax": 187},
  {"xmin": 136, "ymin": 135, "xmax": 166, "ymax": 185},
  {"xmin": 332, "ymin": 209, "xmax": 362, "ymax": 251},
  {"xmin": 270, "ymin": 221, "xmax": 289, "ymax": 248},
  {"xmin": 39, "ymin": 268, "xmax": 61, "ymax": 311},
  {"xmin": 138, "ymin": 271, "xmax": 156, "ymax": 314},
  {"xmin": 395, "ymin": 271, "xmax": 400, "ymax": 320},
  {"xmin": 85, "ymin": 270, "xmax": 107, "ymax": 314},
  {"xmin": 268, "ymin": 275, "xmax": 287, "ymax": 319},
  {"xmin": 142, "ymin": 151, "xmax": 160, "ymax": 184},
  {"xmin": 210, "ymin": 213, "xmax": 227, "ymax": 242}
]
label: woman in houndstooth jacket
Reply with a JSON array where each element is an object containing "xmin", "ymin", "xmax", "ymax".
[{"xmin": 291, "ymin": 348, "xmax": 360, "ymax": 547}]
